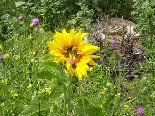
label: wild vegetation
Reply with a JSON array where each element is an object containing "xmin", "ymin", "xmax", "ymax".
[{"xmin": 0, "ymin": 0, "xmax": 155, "ymax": 116}]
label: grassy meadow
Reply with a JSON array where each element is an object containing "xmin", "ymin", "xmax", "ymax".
[{"xmin": 0, "ymin": 0, "xmax": 155, "ymax": 116}]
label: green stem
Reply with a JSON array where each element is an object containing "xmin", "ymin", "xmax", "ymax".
[
  {"xmin": 118, "ymin": 61, "xmax": 121, "ymax": 92},
  {"xmin": 63, "ymin": 86, "xmax": 67, "ymax": 116},
  {"xmin": 82, "ymin": 95, "xmax": 86, "ymax": 116},
  {"xmin": 80, "ymin": 81, "xmax": 86, "ymax": 116}
]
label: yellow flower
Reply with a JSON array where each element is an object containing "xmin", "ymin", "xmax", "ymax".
[
  {"xmin": 50, "ymin": 78, "xmax": 57, "ymax": 83},
  {"xmin": 31, "ymin": 58, "xmax": 35, "ymax": 62},
  {"xmin": 106, "ymin": 83, "xmax": 111, "ymax": 87},
  {"xmin": 28, "ymin": 35, "xmax": 32, "ymax": 39},
  {"xmin": 115, "ymin": 93, "xmax": 121, "ymax": 97},
  {"xmin": 30, "ymin": 23, "xmax": 33, "ymax": 27},
  {"xmin": 47, "ymin": 28, "xmax": 100, "ymax": 80},
  {"xmin": 103, "ymin": 87, "xmax": 107, "ymax": 91},
  {"xmin": 31, "ymin": 52, "xmax": 35, "ymax": 56},
  {"xmin": 39, "ymin": 88, "xmax": 45, "ymax": 94},
  {"xmin": 1, "ymin": 79, "xmax": 7, "ymax": 84},
  {"xmin": 45, "ymin": 87, "xmax": 51, "ymax": 95},
  {"xmin": 39, "ymin": 28, "xmax": 44, "ymax": 33},
  {"xmin": 89, "ymin": 67, "xmax": 93, "ymax": 71},
  {"xmin": 13, "ymin": 93, "xmax": 18, "ymax": 97},
  {"xmin": 101, "ymin": 90, "xmax": 106, "ymax": 94},
  {"xmin": 27, "ymin": 84, "xmax": 32, "ymax": 88},
  {"xmin": 124, "ymin": 105, "xmax": 129, "ymax": 109},
  {"xmin": 3, "ymin": 54, "xmax": 9, "ymax": 59},
  {"xmin": 0, "ymin": 76, "xmax": 3, "ymax": 79},
  {"xmin": 10, "ymin": 90, "xmax": 15, "ymax": 93},
  {"xmin": 15, "ymin": 54, "xmax": 20, "ymax": 59},
  {"xmin": 23, "ymin": 105, "xmax": 28, "ymax": 108},
  {"xmin": 0, "ymin": 103, "xmax": 4, "ymax": 107},
  {"xmin": 12, "ymin": 113, "xmax": 15, "ymax": 116},
  {"xmin": 40, "ymin": 13, "xmax": 45, "ymax": 16},
  {"xmin": 42, "ymin": 50, "xmax": 45, "ymax": 54},
  {"xmin": 31, "ymin": 95, "xmax": 34, "ymax": 99},
  {"xmin": 0, "ymin": 45, "xmax": 3, "ymax": 50}
]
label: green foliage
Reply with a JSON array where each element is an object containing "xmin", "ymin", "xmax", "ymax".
[{"xmin": 132, "ymin": 0, "xmax": 155, "ymax": 77}]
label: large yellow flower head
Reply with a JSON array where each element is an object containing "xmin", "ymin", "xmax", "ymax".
[{"xmin": 47, "ymin": 28, "xmax": 100, "ymax": 80}]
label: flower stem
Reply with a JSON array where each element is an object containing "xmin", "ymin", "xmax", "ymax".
[{"xmin": 63, "ymin": 86, "xmax": 67, "ymax": 116}]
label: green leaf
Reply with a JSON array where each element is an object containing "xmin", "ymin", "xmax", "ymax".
[
  {"xmin": 39, "ymin": 61, "xmax": 60, "ymax": 73},
  {"xmin": 19, "ymin": 94, "xmax": 50, "ymax": 116},
  {"xmin": 70, "ymin": 19, "xmax": 77, "ymax": 25},
  {"xmin": 15, "ymin": 2, "xmax": 25, "ymax": 7},
  {"xmin": 68, "ymin": 102, "xmax": 84, "ymax": 116},
  {"xmin": 77, "ymin": 97, "xmax": 102, "ymax": 116},
  {"xmin": 36, "ymin": 71, "xmax": 60, "ymax": 82}
]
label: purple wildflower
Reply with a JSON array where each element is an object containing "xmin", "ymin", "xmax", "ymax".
[
  {"xmin": 27, "ymin": 77, "xmax": 29, "ymax": 81},
  {"xmin": 18, "ymin": 15, "xmax": 23, "ymax": 20},
  {"xmin": 111, "ymin": 39, "xmax": 116, "ymax": 44},
  {"xmin": 137, "ymin": 107, "xmax": 144, "ymax": 115},
  {"xmin": 0, "ymin": 55, "xmax": 3, "ymax": 60},
  {"xmin": 14, "ymin": 86, "xmax": 18, "ymax": 88},
  {"xmin": 70, "ymin": 60, "xmax": 75, "ymax": 65},
  {"xmin": 31, "ymin": 18, "xmax": 39, "ymax": 25},
  {"xmin": 70, "ymin": 60, "xmax": 76, "ymax": 69},
  {"xmin": 136, "ymin": 25, "xmax": 138, "ymax": 27},
  {"xmin": 48, "ymin": 23, "xmax": 50, "ymax": 25}
]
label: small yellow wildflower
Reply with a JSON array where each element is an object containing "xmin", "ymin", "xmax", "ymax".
[
  {"xmin": 30, "ymin": 23, "xmax": 33, "ymax": 27},
  {"xmin": 10, "ymin": 90, "xmax": 15, "ymax": 93},
  {"xmin": 31, "ymin": 95, "xmax": 34, "ymax": 99},
  {"xmin": 45, "ymin": 87, "xmax": 51, "ymax": 95},
  {"xmin": 40, "ymin": 13, "xmax": 45, "ymax": 16},
  {"xmin": 13, "ymin": 93, "xmax": 18, "ymax": 97},
  {"xmin": 39, "ymin": 88, "xmax": 45, "ymax": 94},
  {"xmin": 23, "ymin": 105, "xmax": 28, "ymax": 108},
  {"xmin": 124, "ymin": 105, "xmax": 129, "ymax": 109},
  {"xmin": 100, "ymin": 105, "xmax": 105, "ymax": 109},
  {"xmin": 100, "ymin": 105, "xmax": 103, "ymax": 108},
  {"xmin": 28, "ymin": 35, "xmax": 32, "ymax": 39},
  {"xmin": 97, "ymin": 65, "xmax": 101, "ymax": 67},
  {"xmin": 12, "ymin": 113, "xmax": 15, "ymax": 116},
  {"xmin": 31, "ymin": 58, "xmax": 35, "ymax": 62},
  {"xmin": 27, "ymin": 84, "xmax": 32, "ymax": 89},
  {"xmin": 34, "ymin": 90, "xmax": 37, "ymax": 94},
  {"xmin": 39, "ymin": 28, "xmax": 44, "ymax": 33},
  {"xmin": 42, "ymin": 50, "xmax": 45, "ymax": 54},
  {"xmin": 103, "ymin": 87, "xmax": 107, "ymax": 91},
  {"xmin": 90, "ymin": 67, "xmax": 93, "ymax": 71},
  {"xmin": 3, "ymin": 54, "xmax": 9, "ymax": 59},
  {"xmin": 106, "ymin": 83, "xmax": 111, "ymax": 87},
  {"xmin": 80, "ymin": 86, "xmax": 84, "ymax": 91},
  {"xmin": 128, "ymin": 97, "xmax": 132, "ymax": 99},
  {"xmin": 0, "ymin": 45, "xmax": 3, "ymax": 50},
  {"xmin": 0, "ymin": 76, "xmax": 3, "ymax": 79},
  {"xmin": 101, "ymin": 90, "xmax": 106, "ymax": 94},
  {"xmin": 50, "ymin": 78, "xmax": 57, "ymax": 84},
  {"xmin": 31, "ymin": 52, "xmax": 35, "ymax": 56},
  {"xmin": 150, "ymin": 95, "xmax": 153, "ymax": 98},
  {"xmin": 0, "ymin": 103, "xmax": 4, "ymax": 107},
  {"xmin": 115, "ymin": 93, "xmax": 121, "ymax": 97},
  {"xmin": 15, "ymin": 54, "xmax": 20, "ymax": 60},
  {"xmin": 1, "ymin": 79, "xmax": 7, "ymax": 84}
]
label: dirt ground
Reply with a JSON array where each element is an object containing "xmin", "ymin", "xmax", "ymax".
[{"xmin": 89, "ymin": 18, "xmax": 146, "ymax": 82}]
